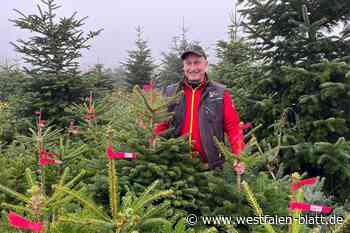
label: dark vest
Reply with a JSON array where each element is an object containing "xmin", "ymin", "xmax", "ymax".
[{"xmin": 164, "ymin": 80, "xmax": 226, "ymax": 169}]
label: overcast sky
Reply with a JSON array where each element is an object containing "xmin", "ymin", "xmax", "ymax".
[{"xmin": 1, "ymin": 0, "xmax": 237, "ymax": 70}]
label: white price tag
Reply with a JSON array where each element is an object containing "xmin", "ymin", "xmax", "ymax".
[
  {"xmin": 124, "ymin": 153, "xmax": 134, "ymax": 158},
  {"xmin": 310, "ymin": 205, "xmax": 322, "ymax": 212}
]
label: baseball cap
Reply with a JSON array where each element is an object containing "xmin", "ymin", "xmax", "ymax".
[{"xmin": 181, "ymin": 44, "xmax": 207, "ymax": 60}]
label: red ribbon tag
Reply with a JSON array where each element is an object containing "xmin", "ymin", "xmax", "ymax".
[
  {"xmin": 39, "ymin": 148, "xmax": 62, "ymax": 166},
  {"xmin": 291, "ymin": 177, "xmax": 317, "ymax": 190},
  {"xmin": 8, "ymin": 211, "xmax": 44, "ymax": 232},
  {"xmin": 107, "ymin": 145, "xmax": 137, "ymax": 159}
]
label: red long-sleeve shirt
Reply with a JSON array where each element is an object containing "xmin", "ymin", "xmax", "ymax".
[{"xmin": 154, "ymin": 81, "xmax": 245, "ymax": 161}]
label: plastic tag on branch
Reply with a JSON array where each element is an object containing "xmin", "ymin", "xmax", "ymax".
[
  {"xmin": 39, "ymin": 148, "xmax": 62, "ymax": 166},
  {"xmin": 8, "ymin": 211, "xmax": 44, "ymax": 232},
  {"xmin": 107, "ymin": 144, "xmax": 137, "ymax": 160}
]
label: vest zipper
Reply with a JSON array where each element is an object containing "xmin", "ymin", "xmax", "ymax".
[{"xmin": 189, "ymin": 87, "xmax": 198, "ymax": 153}]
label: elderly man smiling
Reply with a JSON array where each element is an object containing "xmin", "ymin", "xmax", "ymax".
[{"xmin": 155, "ymin": 44, "xmax": 245, "ymax": 172}]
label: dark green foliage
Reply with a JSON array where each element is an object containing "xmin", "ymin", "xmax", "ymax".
[
  {"xmin": 283, "ymin": 139, "xmax": 350, "ymax": 202},
  {"xmin": 20, "ymin": 72, "xmax": 91, "ymax": 125},
  {"xmin": 244, "ymin": 59, "xmax": 350, "ymax": 202},
  {"xmin": 83, "ymin": 64, "xmax": 126, "ymax": 99},
  {"xmin": 216, "ymin": 1, "xmax": 350, "ymax": 203},
  {"xmin": 0, "ymin": 65, "xmax": 25, "ymax": 101},
  {"xmin": 238, "ymin": 0, "xmax": 350, "ymax": 66},
  {"xmin": 0, "ymin": 65, "xmax": 29, "ymax": 137},
  {"xmin": 280, "ymin": 59, "xmax": 350, "ymax": 142}
]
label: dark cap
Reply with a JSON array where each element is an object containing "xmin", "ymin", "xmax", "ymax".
[{"xmin": 181, "ymin": 44, "xmax": 207, "ymax": 60}]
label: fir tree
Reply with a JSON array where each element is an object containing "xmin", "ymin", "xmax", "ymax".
[
  {"xmin": 122, "ymin": 26, "xmax": 156, "ymax": 90},
  {"xmin": 10, "ymin": 0, "xmax": 102, "ymax": 125},
  {"xmin": 0, "ymin": 66, "xmax": 27, "ymax": 143},
  {"xmin": 10, "ymin": 0, "xmax": 102, "ymax": 75}
]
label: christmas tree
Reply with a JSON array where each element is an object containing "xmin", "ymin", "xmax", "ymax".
[
  {"xmin": 10, "ymin": 0, "xmax": 102, "ymax": 125},
  {"xmin": 122, "ymin": 26, "xmax": 156, "ymax": 90}
]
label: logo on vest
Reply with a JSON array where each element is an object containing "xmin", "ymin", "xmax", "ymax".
[{"xmin": 209, "ymin": 91, "xmax": 219, "ymax": 98}]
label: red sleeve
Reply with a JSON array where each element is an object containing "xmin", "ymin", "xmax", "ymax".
[
  {"xmin": 223, "ymin": 90, "xmax": 245, "ymax": 157},
  {"xmin": 153, "ymin": 122, "xmax": 170, "ymax": 135}
]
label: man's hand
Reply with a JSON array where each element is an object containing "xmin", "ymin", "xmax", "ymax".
[{"xmin": 233, "ymin": 161, "xmax": 246, "ymax": 174}]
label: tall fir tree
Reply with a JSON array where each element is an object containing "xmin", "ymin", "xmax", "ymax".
[
  {"xmin": 10, "ymin": 0, "xmax": 102, "ymax": 125},
  {"xmin": 10, "ymin": 0, "xmax": 102, "ymax": 75},
  {"xmin": 122, "ymin": 26, "xmax": 156, "ymax": 90}
]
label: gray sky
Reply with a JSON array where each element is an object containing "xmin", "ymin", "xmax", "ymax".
[{"xmin": 1, "ymin": 0, "xmax": 236, "ymax": 70}]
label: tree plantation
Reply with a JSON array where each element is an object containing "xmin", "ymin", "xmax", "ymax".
[{"xmin": 0, "ymin": 0, "xmax": 350, "ymax": 232}]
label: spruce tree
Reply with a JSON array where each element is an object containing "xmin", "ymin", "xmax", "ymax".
[{"xmin": 122, "ymin": 26, "xmax": 156, "ymax": 90}]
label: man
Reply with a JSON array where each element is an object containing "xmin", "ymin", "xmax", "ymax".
[{"xmin": 155, "ymin": 44, "xmax": 245, "ymax": 172}]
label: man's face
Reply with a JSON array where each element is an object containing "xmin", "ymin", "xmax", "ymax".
[{"xmin": 183, "ymin": 53, "xmax": 208, "ymax": 81}]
